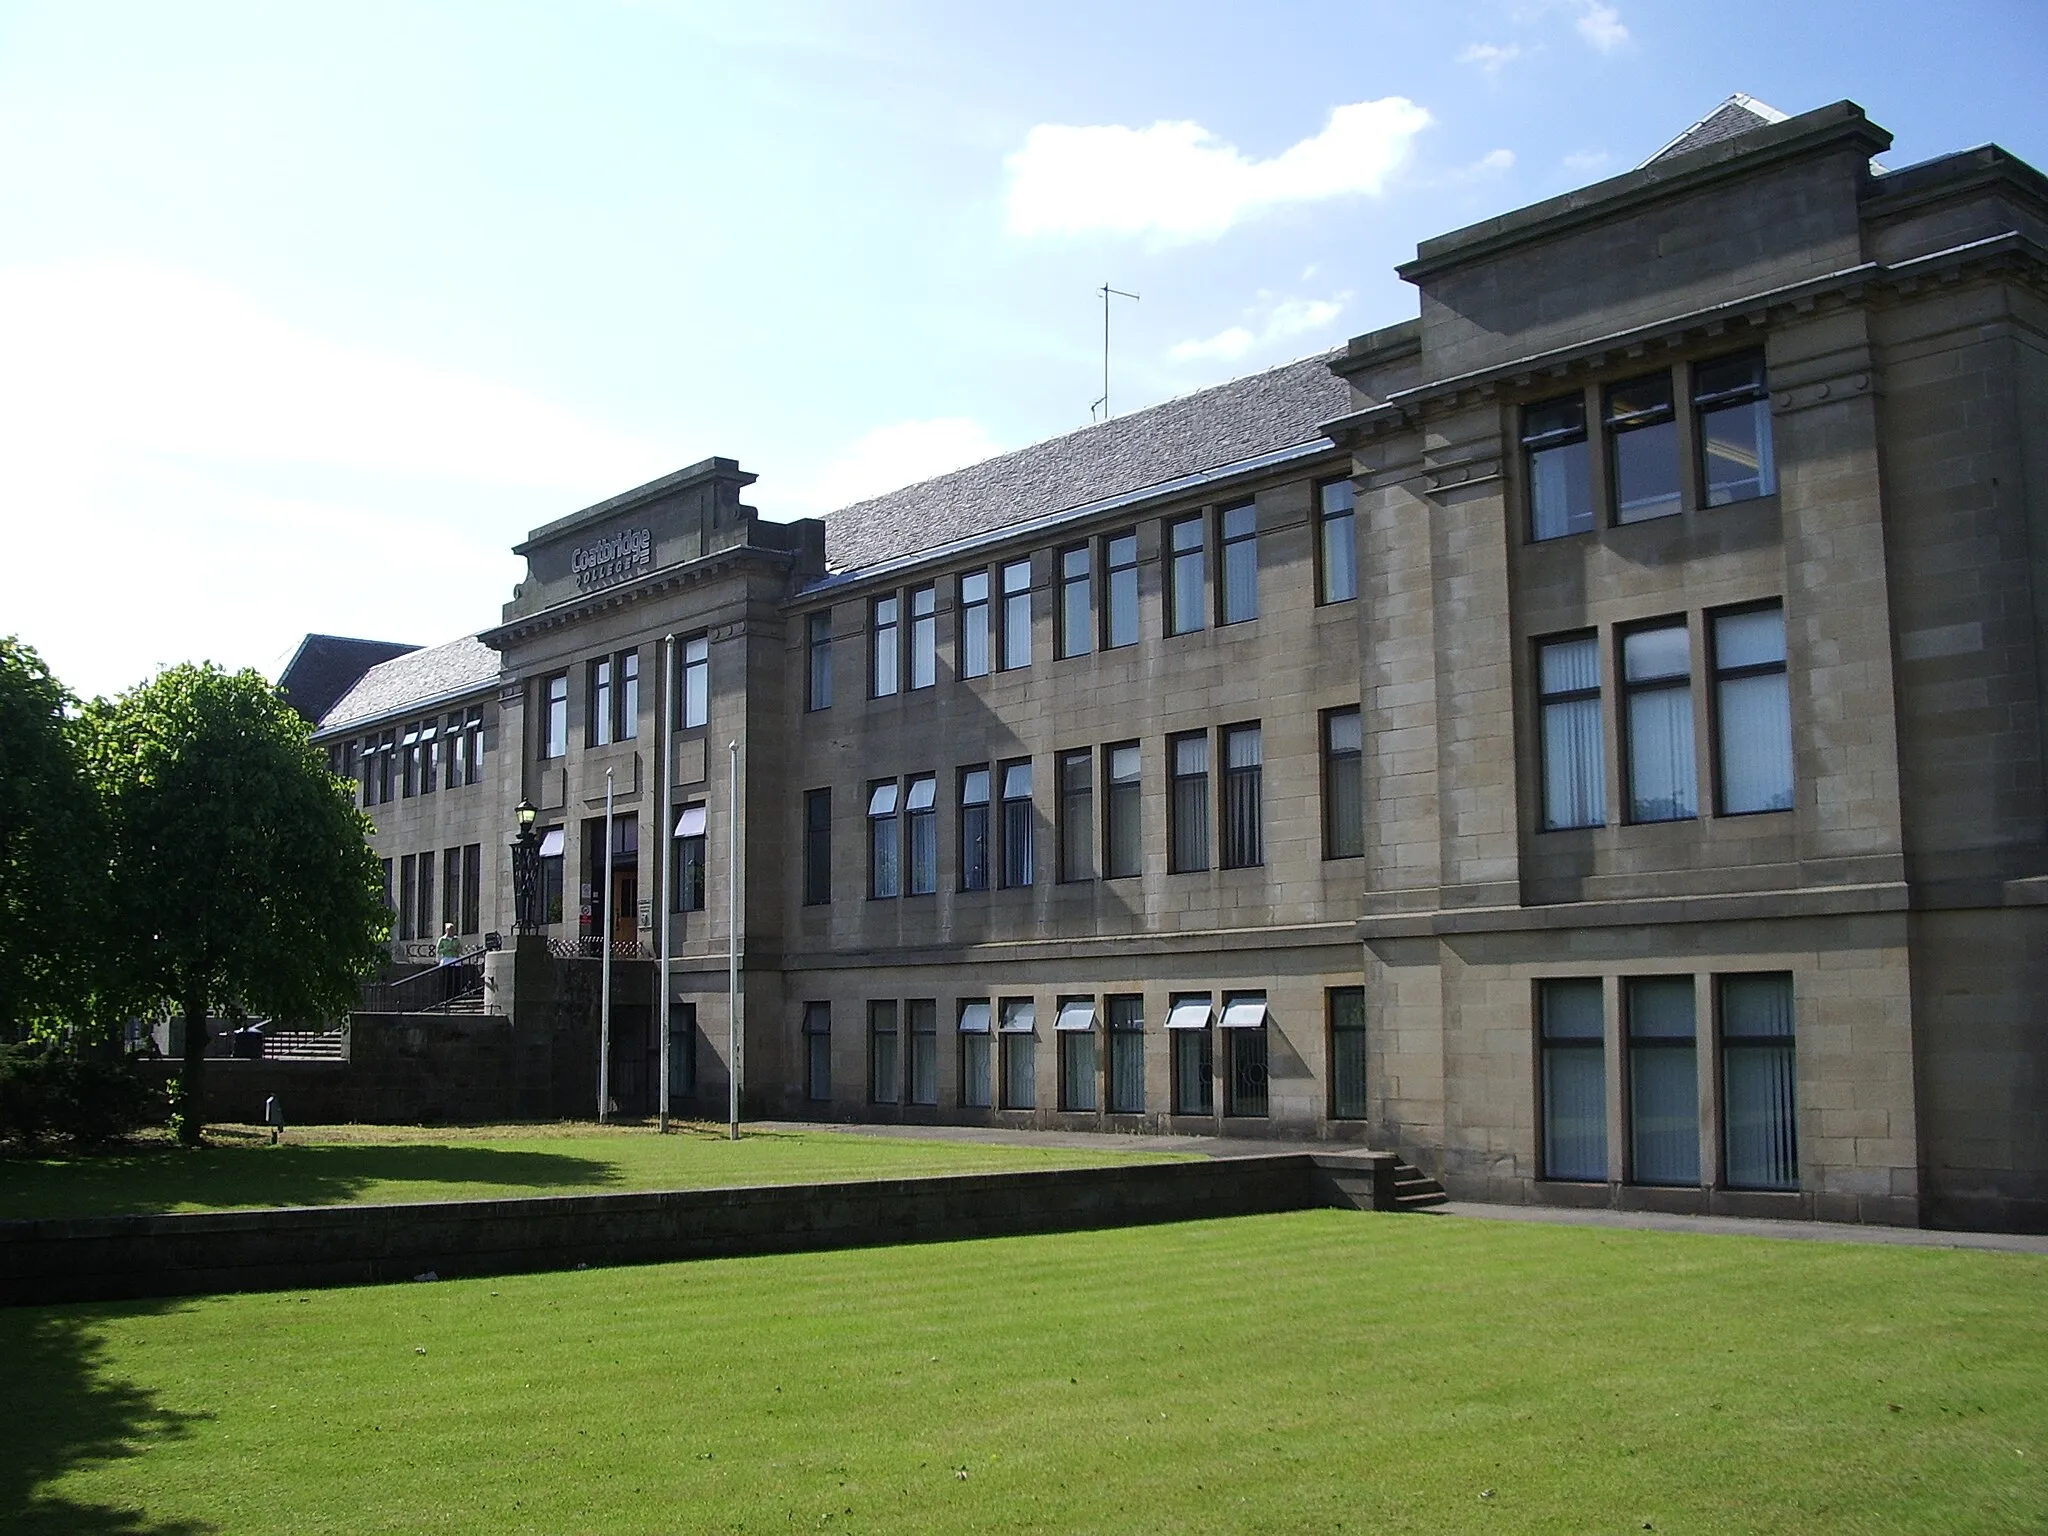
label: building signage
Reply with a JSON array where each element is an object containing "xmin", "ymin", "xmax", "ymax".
[{"xmin": 571, "ymin": 526, "xmax": 652, "ymax": 592}]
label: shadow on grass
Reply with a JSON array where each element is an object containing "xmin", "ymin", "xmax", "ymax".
[
  {"xmin": 0, "ymin": 1301, "xmax": 215, "ymax": 1535},
  {"xmin": 0, "ymin": 1143, "xmax": 625, "ymax": 1221}
]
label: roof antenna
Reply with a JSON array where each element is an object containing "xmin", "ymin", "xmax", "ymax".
[{"xmin": 1091, "ymin": 283, "xmax": 1139, "ymax": 422}]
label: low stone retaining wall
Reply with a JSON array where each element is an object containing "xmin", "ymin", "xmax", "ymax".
[{"xmin": 0, "ymin": 1152, "xmax": 1394, "ymax": 1307}]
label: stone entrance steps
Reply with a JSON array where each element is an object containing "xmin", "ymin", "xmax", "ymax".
[{"xmin": 1391, "ymin": 1158, "xmax": 1449, "ymax": 1210}]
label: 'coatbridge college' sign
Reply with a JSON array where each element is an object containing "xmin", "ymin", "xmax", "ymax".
[{"xmin": 572, "ymin": 527, "xmax": 653, "ymax": 592}]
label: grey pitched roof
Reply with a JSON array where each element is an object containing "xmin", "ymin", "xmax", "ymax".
[
  {"xmin": 277, "ymin": 634, "xmax": 419, "ymax": 724},
  {"xmin": 317, "ymin": 634, "xmax": 501, "ymax": 734},
  {"xmin": 821, "ymin": 351, "xmax": 1351, "ymax": 573},
  {"xmin": 1641, "ymin": 94, "xmax": 1788, "ymax": 168}
]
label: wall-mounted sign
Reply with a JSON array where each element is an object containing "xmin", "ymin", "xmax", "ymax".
[{"xmin": 571, "ymin": 526, "xmax": 652, "ymax": 592}]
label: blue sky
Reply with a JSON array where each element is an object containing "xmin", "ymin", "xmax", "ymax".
[{"xmin": 2, "ymin": 0, "xmax": 2043, "ymax": 699}]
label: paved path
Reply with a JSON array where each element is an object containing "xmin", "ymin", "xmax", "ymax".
[{"xmin": 757, "ymin": 1120, "xmax": 2048, "ymax": 1255}]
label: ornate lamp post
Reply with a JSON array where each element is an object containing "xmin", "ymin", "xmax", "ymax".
[{"xmin": 511, "ymin": 799, "xmax": 541, "ymax": 936}]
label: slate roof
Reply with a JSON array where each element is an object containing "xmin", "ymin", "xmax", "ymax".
[
  {"xmin": 277, "ymin": 634, "xmax": 420, "ymax": 724},
  {"xmin": 317, "ymin": 634, "xmax": 501, "ymax": 734},
  {"xmin": 821, "ymin": 351, "xmax": 1351, "ymax": 573},
  {"xmin": 1641, "ymin": 94, "xmax": 1788, "ymax": 168}
]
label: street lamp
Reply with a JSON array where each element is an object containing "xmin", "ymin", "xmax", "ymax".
[{"xmin": 511, "ymin": 799, "xmax": 541, "ymax": 935}]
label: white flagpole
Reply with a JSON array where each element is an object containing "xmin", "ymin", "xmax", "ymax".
[
  {"xmin": 599, "ymin": 766, "xmax": 614, "ymax": 1124},
  {"xmin": 657, "ymin": 635, "xmax": 675, "ymax": 1134},
  {"xmin": 727, "ymin": 737, "xmax": 741, "ymax": 1141}
]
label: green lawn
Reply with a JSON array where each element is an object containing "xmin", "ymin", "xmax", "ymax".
[
  {"xmin": 4, "ymin": 1212, "xmax": 2044, "ymax": 1534},
  {"xmin": 0, "ymin": 1123, "xmax": 1183, "ymax": 1221}
]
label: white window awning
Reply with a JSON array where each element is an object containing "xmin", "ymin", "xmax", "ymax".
[
  {"xmin": 1220, "ymin": 994, "xmax": 1269, "ymax": 1029},
  {"xmin": 1165, "ymin": 998, "xmax": 1212, "ymax": 1031},
  {"xmin": 537, "ymin": 828, "xmax": 565, "ymax": 858},
  {"xmin": 999, "ymin": 1000, "xmax": 1036, "ymax": 1033},
  {"xmin": 868, "ymin": 782, "xmax": 899, "ymax": 816},
  {"xmin": 1055, "ymin": 999, "xmax": 1097, "ymax": 1032},
  {"xmin": 957, "ymin": 1001, "xmax": 991, "ymax": 1033},
  {"xmin": 905, "ymin": 776, "xmax": 937, "ymax": 812},
  {"xmin": 673, "ymin": 804, "xmax": 707, "ymax": 839}
]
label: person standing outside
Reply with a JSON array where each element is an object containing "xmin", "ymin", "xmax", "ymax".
[{"xmin": 435, "ymin": 922, "xmax": 463, "ymax": 1003}]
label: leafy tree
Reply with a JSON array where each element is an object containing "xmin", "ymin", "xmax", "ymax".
[
  {"xmin": 0, "ymin": 637, "xmax": 107, "ymax": 1043},
  {"xmin": 86, "ymin": 664, "xmax": 389, "ymax": 1143}
]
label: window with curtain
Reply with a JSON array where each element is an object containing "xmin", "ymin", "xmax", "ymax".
[
  {"xmin": 803, "ymin": 1002, "xmax": 832, "ymax": 1102},
  {"xmin": 1058, "ymin": 749, "xmax": 1093, "ymax": 882},
  {"xmin": 959, "ymin": 570, "xmax": 990, "ymax": 678},
  {"xmin": 806, "ymin": 610, "xmax": 833, "ymax": 711},
  {"xmin": 1523, "ymin": 394, "xmax": 1591, "ymax": 541},
  {"xmin": 1221, "ymin": 993, "xmax": 1268, "ymax": 1117},
  {"xmin": 958, "ymin": 1000, "xmax": 992, "ymax": 1108},
  {"xmin": 1169, "ymin": 732, "xmax": 1210, "ymax": 873},
  {"xmin": 1000, "ymin": 759, "xmax": 1034, "ymax": 887},
  {"xmin": 1624, "ymin": 622, "xmax": 1696, "ymax": 822},
  {"xmin": 803, "ymin": 788, "xmax": 831, "ymax": 905},
  {"xmin": 1323, "ymin": 708, "xmax": 1363, "ymax": 858},
  {"xmin": 542, "ymin": 674, "xmax": 568, "ymax": 760},
  {"xmin": 1329, "ymin": 987, "xmax": 1367, "ymax": 1119},
  {"xmin": 1627, "ymin": 976, "xmax": 1699, "ymax": 1186},
  {"xmin": 1105, "ymin": 743, "xmax": 1142, "ymax": 879},
  {"xmin": 1167, "ymin": 516, "xmax": 1206, "ymax": 635},
  {"xmin": 904, "ymin": 775, "xmax": 937, "ymax": 895},
  {"xmin": 1221, "ymin": 724, "xmax": 1263, "ymax": 868},
  {"xmin": 617, "ymin": 649, "xmax": 639, "ymax": 739},
  {"xmin": 869, "ymin": 1001, "xmax": 900, "ymax": 1105},
  {"xmin": 1606, "ymin": 372, "xmax": 1681, "ymax": 523},
  {"xmin": 1107, "ymin": 994, "xmax": 1145, "ymax": 1113},
  {"xmin": 671, "ymin": 803, "xmax": 707, "ymax": 912},
  {"xmin": 1059, "ymin": 545, "xmax": 1092, "ymax": 658},
  {"xmin": 1713, "ymin": 604, "xmax": 1792, "ymax": 814},
  {"xmin": 870, "ymin": 595, "xmax": 899, "ymax": 698},
  {"xmin": 1317, "ymin": 479, "xmax": 1357, "ymax": 604},
  {"xmin": 1104, "ymin": 531, "xmax": 1139, "ymax": 649},
  {"xmin": 586, "ymin": 658, "xmax": 613, "ymax": 747},
  {"xmin": 1694, "ymin": 351, "xmax": 1775, "ymax": 506},
  {"xmin": 999, "ymin": 998, "xmax": 1035, "ymax": 1109},
  {"xmin": 1000, "ymin": 559, "xmax": 1032, "ymax": 670},
  {"xmin": 1219, "ymin": 500, "xmax": 1258, "ymax": 624},
  {"xmin": 1539, "ymin": 635, "xmax": 1606, "ymax": 829},
  {"xmin": 1057, "ymin": 997, "xmax": 1097, "ymax": 1111},
  {"xmin": 1168, "ymin": 995, "xmax": 1214, "ymax": 1114},
  {"xmin": 959, "ymin": 768, "xmax": 990, "ymax": 891},
  {"xmin": 867, "ymin": 780, "xmax": 900, "ymax": 899},
  {"xmin": 908, "ymin": 585, "xmax": 936, "ymax": 690},
  {"xmin": 906, "ymin": 999, "xmax": 938, "ymax": 1106},
  {"xmin": 1720, "ymin": 973, "xmax": 1796, "ymax": 1190},
  {"xmin": 1540, "ymin": 978, "xmax": 1606, "ymax": 1181},
  {"xmin": 681, "ymin": 635, "xmax": 709, "ymax": 729}
]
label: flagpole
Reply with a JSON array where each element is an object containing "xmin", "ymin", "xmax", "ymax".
[
  {"xmin": 657, "ymin": 635, "xmax": 675, "ymax": 1134},
  {"xmin": 599, "ymin": 766, "xmax": 614, "ymax": 1124},
  {"xmin": 727, "ymin": 737, "xmax": 741, "ymax": 1141}
]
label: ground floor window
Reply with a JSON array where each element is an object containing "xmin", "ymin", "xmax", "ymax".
[
  {"xmin": 907, "ymin": 999, "xmax": 938, "ymax": 1106},
  {"xmin": 869, "ymin": 1000, "xmax": 899, "ymax": 1105},
  {"xmin": 803, "ymin": 1001, "xmax": 831, "ymax": 1102},
  {"xmin": 1221, "ymin": 992, "xmax": 1268, "ymax": 1117},
  {"xmin": 1057, "ymin": 997, "xmax": 1097, "ymax": 1111},
  {"xmin": 1107, "ymin": 994, "xmax": 1144, "ymax": 1113},
  {"xmin": 1328, "ymin": 987, "xmax": 1367, "ymax": 1119},
  {"xmin": 959, "ymin": 1000, "xmax": 991, "ymax": 1108},
  {"xmin": 1000, "ymin": 997, "xmax": 1036, "ymax": 1109},
  {"xmin": 1720, "ymin": 973, "xmax": 1796, "ymax": 1190},
  {"xmin": 667, "ymin": 1004, "xmax": 696, "ymax": 1099},
  {"xmin": 1627, "ymin": 976, "xmax": 1699, "ymax": 1186},
  {"xmin": 1168, "ymin": 994, "xmax": 1213, "ymax": 1115},
  {"xmin": 1540, "ymin": 978, "xmax": 1606, "ymax": 1181}
]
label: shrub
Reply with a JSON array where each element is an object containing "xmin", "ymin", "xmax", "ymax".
[{"xmin": 0, "ymin": 1040, "xmax": 168, "ymax": 1149}]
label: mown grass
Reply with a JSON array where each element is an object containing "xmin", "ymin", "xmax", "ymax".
[
  {"xmin": 5, "ymin": 1211, "xmax": 2044, "ymax": 1534},
  {"xmin": 0, "ymin": 1123, "xmax": 1184, "ymax": 1220}
]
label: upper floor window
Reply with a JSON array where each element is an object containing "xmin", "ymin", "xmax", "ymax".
[
  {"xmin": 1103, "ymin": 531, "xmax": 1139, "ymax": 649},
  {"xmin": 905, "ymin": 774, "xmax": 938, "ymax": 895},
  {"xmin": 871, "ymin": 595, "xmax": 900, "ymax": 698},
  {"xmin": 1538, "ymin": 635, "xmax": 1605, "ymax": 830},
  {"xmin": 909, "ymin": 585, "xmax": 937, "ymax": 689},
  {"xmin": 868, "ymin": 780, "xmax": 900, "ymax": 899},
  {"xmin": 959, "ymin": 767, "xmax": 991, "ymax": 891},
  {"xmin": 806, "ymin": 612, "xmax": 833, "ymax": 711},
  {"xmin": 446, "ymin": 708, "xmax": 485, "ymax": 788},
  {"xmin": 1323, "ymin": 707, "xmax": 1363, "ymax": 859},
  {"xmin": 1000, "ymin": 559, "xmax": 1032, "ymax": 670},
  {"xmin": 679, "ymin": 636, "xmax": 707, "ymax": 729},
  {"xmin": 587, "ymin": 657, "xmax": 614, "ymax": 746},
  {"xmin": 1695, "ymin": 351, "xmax": 1775, "ymax": 505},
  {"xmin": 1607, "ymin": 373, "xmax": 1680, "ymax": 524},
  {"xmin": 1058, "ymin": 748, "xmax": 1093, "ymax": 882},
  {"xmin": 1316, "ymin": 480, "xmax": 1357, "ymax": 605},
  {"xmin": 1219, "ymin": 501, "xmax": 1258, "ymax": 625},
  {"xmin": 1712, "ymin": 604, "xmax": 1792, "ymax": 814},
  {"xmin": 540, "ymin": 673, "xmax": 569, "ymax": 760},
  {"xmin": 1169, "ymin": 731, "xmax": 1209, "ymax": 873},
  {"xmin": 1104, "ymin": 742, "xmax": 1142, "ymax": 879},
  {"xmin": 1622, "ymin": 621, "xmax": 1696, "ymax": 823},
  {"xmin": 802, "ymin": 788, "xmax": 831, "ymax": 905},
  {"xmin": 1059, "ymin": 546, "xmax": 1092, "ymax": 659},
  {"xmin": 1166, "ymin": 516, "xmax": 1206, "ymax": 636},
  {"xmin": 1524, "ymin": 395, "xmax": 1592, "ymax": 542},
  {"xmin": 671, "ymin": 803, "xmax": 707, "ymax": 912},
  {"xmin": 589, "ymin": 650, "xmax": 639, "ymax": 745},
  {"xmin": 1221, "ymin": 723, "xmax": 1263, "ymax": 868},
  {"xmin": 999, "ymin": 759, "xmax": 1034, "ymax": 887},
  {"xmin": 959, "ymin": 570, "xmax": 991, "ymax": 679},
  {"xmin": 400, "ymin": 723, "xmax": 421, "ymax": 797}
]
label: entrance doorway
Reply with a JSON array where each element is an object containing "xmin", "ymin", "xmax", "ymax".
[{"xmin": 581, "ymin": 812, "xmax": 640, "ymax": 950}]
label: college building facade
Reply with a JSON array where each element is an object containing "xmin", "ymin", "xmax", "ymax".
[{"xmin": 310, "ymin": 99, "xmax": 2048, "ymax": 1231}]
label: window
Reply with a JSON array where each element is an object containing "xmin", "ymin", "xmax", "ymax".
[
  {"xmin": 1219, "ymin": 500, "xmax": 1258, "ymax": 624},
  {"xmin": 619, "ymin": 649, "xmax": 640, "ymax": 739},
  {"xmin": 1720, "ymin": 974, "xmax": 1796, "ymax": 1191},
  {"xmin": 999, "ymin": 759, "xmax": 1034, "ymax": 888},
  {"xmin": 1221, "ymin": 725, "xmax": 1262, "ymax": 869},
  {"xmin": 1103, "ymin": 531, "xmax": 1139, "ymax": 649},
  {"xmin": 1107, "ymin": 995, "xmax": 1144, "ymax": 1113},
  {"xmin": 1221, "ymin": 992, "xmax": 1269, "ymax": 1117},
  {"xmin": 806, "ymin": 611, "xmax": 833, "ymax": 711},
  {"xmin": 1169, "ymin": 731, "xmax": 1209, "ymax": 873},
  {"xmin": 1713, "ymin": 604, "xmax": 1792, "ymax": 814},
  {"xmin": 448, "ymin": 708, "xmax": 484, "ymax": 788},
  {"xmin": 587, "ymin": 656, "xmax": 614, "ymax": 746},
  {"xmin": 959, "ymin": 571, "xmax": 990, "ymax": 678},
  {"xmin": 803, "ymin": 1002, "xmax": 831, "ymax": 1102},
  {"xmin": 1329, "ymin": 987, "xmax": 1367, "ymax": 1119},
  {"xmin": 671, "ymin": 803, "xmax": 707, "ymax": 913},
  {"xmin": 1323, "ymin": 708, "xmax": 1363, "ymax": 859},
  {"xmin": 999, "ymin": 997, "xmax": 1036, "ymax": 1109},
  {"xmin": 461, "ymin": 843, "xmax": 481, "ymax": 934},
  {"xmin": 1000, "ymin": 558, "xmax": 1032, "ymax": 670},
  {"xmin": 418, "ymin": 720, "xmax": 437, "ymax": 796},
  {"xmin": 400, "ymin": 723, "xmax": 420, "ymax": 798},
  {"xmin": 1167, "ymin": 994, "xmax": 1213, "ymax": 1114},
  {"xmin": 588, "ymin": 651, "xmax": 640, "ymax": 742},
  {"xmin": 1104, "ymin": 742, "xmax": 1142, "ymax": 879},
  {"xmin": 1058, "ymin": 546, "xmax": 1092, "ymax": 659},
  {"xmin": 1316, "ymin": 479, "xmax": 1358, "ymax": 604},
  {"xmin": 539, "ymin": 827, "xmax": 565, "ymax": 924},
  {"xmin": 1058, "ymin": 749, "xmax": 1093, "ymax": 882},
  {"xmin": 1166, "ymin": 516, "xmax": 1206, "ymax": 635},
  {"xmin": 1627, "ymin": 977, "xmax": 1699, "ymax": 1186},
  {"xmin": 1057, "ymin": 997, "xmax": 1097, "ymax": 1111},
  {"xmin": 1523, "ymin": 394, "xmax": 1591, "ymax": 541},
  {"xmin": 1623, "ymin": 622, "xmax": 1696, "ymax": 822},
  {"xmin": 1695, "ymin": 351, "xmax": 1775, "ymax": 506},
  {"xmin": 1540, "ymin": 979, "xmax": 1606, "ymax": 1181},
  {"xmin": 416, "ymin": 851, "xmax": 435, "ymax": 944},
  {"xmin": 958, "ymin": 1000, "xmax": 992, "ymax": 1108},
  {"xmin": 802, "ymin": 789, "xmax": 832, "ymax": 905},
  {"xmin": 1607, "ymin": 373, "xmax": 1680, "ymax": 524},
  {"xmin": 680, "ymin": 636, "xmax": 708, "ymax": 729},
  {"xmin": 905, "ymin": 775, "xmax": 937, "ymax": 895},
  {"xmin": 442, "ymin": 848, "xmax": 462, "ymax": 932},
  {"xmin": 871, "ymin": 595, "xmax": 899, "ymax": 698},
  {"xmin": 908, "ymin": 585, "xmax": 937, "ymax": 689},
  {"xmin": 959, "ymin": 768, "xmax": 991, "ymax": 891},
  {"xmin": 1538, "ymin": 635, "xmax": 1606, "ymax": 830},
  {"xmin": 868, "ymin": 780, "xmax": 900, "ymax": 899},
  {"xmin": 397, "ymin": 853, "xmax": 418, "ymax": 941},
  {"xmin": 541, "ymin": 674, "xmax": 568, "ymax": 760},
  {"xmin": 379, "ymin": 857, "xmax": 392, "ymax": 915},
  {"xmin": 669, "ymin": 1004, "xmax": 697, "ymax": 1100},
  {"xmin": 869, "ymin": 1001, "xmax": 900, "ymax": 1106},
  {"xmin": 907, "ymin": 999, "xmax": 938, "ymax": 1106}
]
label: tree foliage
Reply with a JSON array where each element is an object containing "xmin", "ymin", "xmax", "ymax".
[
  {"xmin": 85, "ymin": 663, "xmax": 390, "ymax": 1141},
  {"xmin": 0, "ymin": 637, "xmax": 107, "ymax": 1043}
]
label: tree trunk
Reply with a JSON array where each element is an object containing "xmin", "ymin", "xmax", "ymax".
[{"xmin": 175, "ymin": 992, "xmax": 209, "ymax": 1146}]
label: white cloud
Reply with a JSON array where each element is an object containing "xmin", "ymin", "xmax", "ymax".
[
  {"xmin": 1564, "ymin": 149, "xmax": 1615, "ymax": 175},
  {"xmin": 1005, "ymin": 97, "xmax": 1433, "ymax": 242},
  {"xmin": 1169, "ymin": 326, "xmax": 1258, "ymax": 365},
  {"xmin": 1168, "ymin": 293, "xmax": 1348, "ymax": 365},
  {"xmin": 1576, "ymin": 2, "xmax": 1628, "ymax": 51},
  {"xmin": 783, "ymin": 417, "xmax": 1005, "ymax": 513},
  {"xmin": 1457, "ymin": 41, "xmax": 1522, "ymax": 73}
]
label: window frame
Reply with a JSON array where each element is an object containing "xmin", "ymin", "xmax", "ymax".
[
  {"xmin": 671, "ymin": 801, "xmax": 708, "ymax": 913},
  {"xmin": 908, "ymin": 584, "xmax": 937, "ymax": 690},
  {"xmin": 1322, "ymin": 707, "xmax": 1363, "ymax": 859},
  {"xmin": 1539, "ymin": 977, "xmax": 1607, "ymax": 1182},
  {"xmin": 906, "ymin": 998, "xmax": 939, "ymax": 1106},
  {"xmin": 1218, "ymin": 500, "xmax": 1258, "ymax": 625},
  {"xmin": 959, "ymin": 570, "xmax": 991, "ymax": 679},
  {"xmin": 1057, "ymin": 747, "xmax": 1093, "ymax": 883},
  {"xmin": 1718, "ymin": 972, "xmax": 1797, "ymax": 1192},
  {"xmin": 867, "ymin": 779, "xmax": 901, "ymax": 899},
  {"xmin": 1315, "ymin": 478, "xmax": 1358, "ymax": 605},
  {"xmin": 1537, "ymin": 632, "xmax": 1607, "ymax": 831},
  {"xmin": 998, "ymin": 996, "xmax": 1036, "ymax": 1109},
  {"xmin": 540, "ymin": 673, "xmax": 569, "ymax": 761},
  {"xmin": 905, "ymin": 773, "xmax": 938, "ymax": 895},
  {"xmin": 1710, "ymin": 602, "xmax": 1793, "ymax": 817},
  {"xmin": 958, "ymin": 999, "xmax": 992, "ymax": 1109},
  {"xmin": 958, "ymin": 766, "xmax": 991, "ymax": 892},
  {"xmin": 1058, "ymin": 544, "xmax": 1092, "ymax": 659},
  {"xmin": 1693, "ymin": 349, "xmax": 1776, "ymax": 508},
  {"xmin": 1626, "ymin": 975, "xmax": 1701, "ymax": 1188},
  {"xmin": 805, "ymin": 610, "xmax": 833, "ymax": 711},
  {"xmin": 868, "ymin": 1000, "xmax": 901, "ymax": 1106},
  {"xmin": 870, "ymin": 594, "xmax": 900, "ymax": 699},
  {"xmin": 1328, "ymin": 987, "xmax": 1368, "ymax": 1119},
  {"xmin": 1106, "ymin": 994, "xmax": 1145, "ymax": 1114},
  {"xmin": 678, "ymin": 636, "xmax": 708, "ymax": 730},
  {"xmin": 1168, "ymin": 730, "xmax": 1210, "ymax": 874},
  {"xmin": 1523, "ymin": 392, "xmax": 1593, "ymax": 542},
  {"xmin": 1102, "ymin": 530, "xmax": 1140, "ymax": 650},
  {"xmin": 1220, "ymin": 722, "xmax": 1263, "ymax": 869},
  {"xmin": 802, "ymin": 1002, "xmax": 832, "ymax": 1103},
  {"xmin": 1165, "ymin": 515, "xmax": 1207, "ymax": 636},
  {"xmin": 1168, "ymin": 992, "xmax": 1214, "ymax": 1115},
  {"xmin": 998, "ymin": 757, "xmax": 1034, "ymax": 888},
  {"xmin": 1621, "ymin": 618, "xmax": 1698, "ymax": 824},
  {"xmin": 1056, "ymin": 996, "xmax": 1098, "ymax": 1112},
  {"xmin": 802, "ymin": 788, "xmax": 831, "ymax": 905},
  {"xmin": 1605, "ymin": 371, "xmax": 1682, "ymax": 526},
  {"xmin": 1103, "ymin": 741, "xmax": 1142, "ymax": 880},
  {"xmin": 999, "ymin": 558, "xmax": 1032, "ymax": 671}
]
